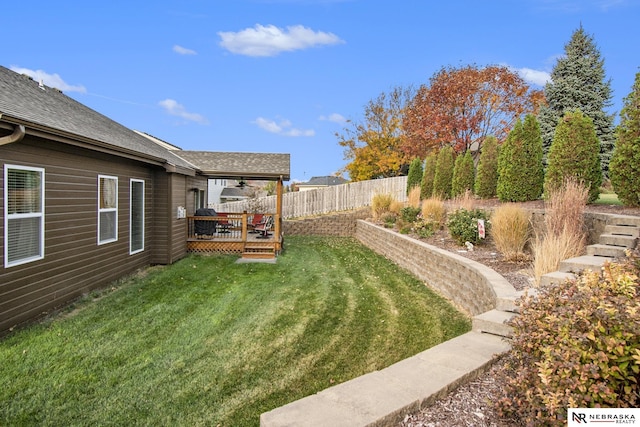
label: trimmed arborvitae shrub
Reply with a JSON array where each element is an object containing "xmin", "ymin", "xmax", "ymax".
[
  {"xmin": 433, "ymin": 146, "xmax": 454, "ymax": 199},
  {"xmin": 451, "ymin": 150, "xmax": 475, "ymax": 197},
  {"xmin": 497, "ymin": 115, "xmax": 544, "ymax": 202},
  {"xmin": 544, "ymin": 109, "xmax": 602, "ymax": 203},
  {"xmin": 406, "ymin": 158, "xmax": 423, "ymax": 195},
  {"xmin": 420, "ymin": 152, "xmax": 437, "ymax": 200},
  {"xmin": 474, "ymin": 136, "xmax": 499, "ymax": 198},
  {"xmin": 496, "ymin": 252, "xmax": 640, "ymax": 424},
  {"xmin": 610, "ymin": 71, "xmax": 640, "ymax": 207}
]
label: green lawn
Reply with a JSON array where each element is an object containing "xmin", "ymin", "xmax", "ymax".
[
  {"xmin": 0, "ymin": 236, "xmax": 470, "ymax": 426},
  {"xmin": 594, "ymin": 192, "xmax": 622, "ymax": 205}
]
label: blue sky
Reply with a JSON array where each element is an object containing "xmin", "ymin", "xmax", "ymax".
[{"xmin": 4, "ymin": 0, "xmax": 639, "ymax": 183}]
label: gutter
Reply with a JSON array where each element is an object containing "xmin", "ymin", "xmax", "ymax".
[{"xmin": 0, "ymin": 124, "xmax": 26, "ymax": 146}]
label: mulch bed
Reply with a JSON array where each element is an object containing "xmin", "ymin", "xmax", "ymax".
[{"xmin": 394, "ymin": 199, "xmax": 640, "ymax": 427}]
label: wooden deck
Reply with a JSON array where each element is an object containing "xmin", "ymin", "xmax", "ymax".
[{"xmin": 186, "ymin": 213, "xmax": 282, "ymax": 259}]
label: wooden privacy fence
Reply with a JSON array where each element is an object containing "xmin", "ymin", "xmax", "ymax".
[{"xmin": 210, "ymin": 176, "xmax": 408, "ymax": 219}]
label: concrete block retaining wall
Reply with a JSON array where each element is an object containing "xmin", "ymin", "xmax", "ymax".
[
  {"xmin": 282, "ymin": 208, "xmax": 370, "ymax": 237},
  {"xmin": 354, "ymin": 220, "xmax": 513, "ymax": 316}
]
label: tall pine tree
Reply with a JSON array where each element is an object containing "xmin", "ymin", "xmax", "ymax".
[{"xmin": 537, "ymin": 26, "xmax": 614, "ymax": 176}]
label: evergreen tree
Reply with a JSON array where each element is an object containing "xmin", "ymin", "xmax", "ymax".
[
  {"xmin": 433, "ymin": 146, "xmax": 454, "ymax": 199},
  {"xmin": 406, "ymin": 157, "xmax": 423, "ymax": 195},
  {"xmin": 497, "ymin": 115, "xmax": 544, "ymax": 202},
  {"xmin": 610, "ymin": 71, "xmax": 640, "ymax": 207},
  {"xmin": 474, "ymin": 136, "xmax": 499, "ymax": 198},
  {"xmin": 451, "ymin": 150, "xmax": 475, "ymax": 197},
  {"xmin": 420, "ymin": 152, "xmax": 437, "ymax": 199},
  {"xmin": 537, "ymin": 26, "xmax": 615, "ymax": 176},
  {"xmin": 544, "ymin": 109, "xmax": 602, "ymax": 203}
]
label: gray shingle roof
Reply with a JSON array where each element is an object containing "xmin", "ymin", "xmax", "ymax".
[
  {"xmin": 299, "ymin": 175, "xmax": 348, "ymax": 186},
  {"xmin": 176, "ymin": 151, "xmax": 290, "ymax": 181},
  {"xmin": 0, "ymin": 66, "xmax": 194, "ymax": 171}
]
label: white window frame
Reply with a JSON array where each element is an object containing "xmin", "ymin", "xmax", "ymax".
[
  {"xmin": 97, "ymin": 175, "xmax": 118, "ymax": 245},
  {"xmin": 4, "ymin": 164, "xmax": 45, "ymax": 268},
  {"xmin": 129, "ymin": 179, "xmax": 145, "ymax": 255}
]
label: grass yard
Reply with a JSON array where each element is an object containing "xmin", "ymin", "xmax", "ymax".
[
  {"xmin": 595, "ymin": 192, "xmax": 622, "ymax": 205},
  {"xmin": 0, "ymin": 236, "xmax": 470, "ymax": 426}
]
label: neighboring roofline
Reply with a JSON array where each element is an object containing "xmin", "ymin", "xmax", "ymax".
[{"xmin": 0, "ymin": 116, "xmax": 196, "ymax": 176}]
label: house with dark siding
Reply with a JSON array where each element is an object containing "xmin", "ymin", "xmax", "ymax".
[{"xmin": 0, "ymin": 66, "xmax": 289, "ymax": 334}]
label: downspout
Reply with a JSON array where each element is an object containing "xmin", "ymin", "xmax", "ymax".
[{"xmin": 0, "ymin": 124, "xmax": 26, "ymax": 146}]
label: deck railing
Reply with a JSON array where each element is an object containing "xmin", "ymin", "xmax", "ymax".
[{"xmin": 186, "ymin": 212, "xmax": 278, "ymax": 243}]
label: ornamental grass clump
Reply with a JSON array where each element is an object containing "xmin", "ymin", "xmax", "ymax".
[
  {"xmin": 371, "ymin": 193, "xmax": 395, "ymax": 219},
  {"xmin": 490, "ymin": 203, "xmax": 531, "ymax": 262},
  {"xmin": 496, "ymin": 252, "xmax": 640, "ymax": 425},
  {"xmin": 421, "ymin": 196, "xmax": 446, "ymax": 227},
  {"xmin": 531, "ymin": 178, "xmax": 588, "ymax": 285}
]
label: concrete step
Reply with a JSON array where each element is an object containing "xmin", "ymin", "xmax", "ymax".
[
  {"xmin": 472, "ymin": 309, "xmax": 516, "ymax": 338},
  {"xmin": 587, "ymin": 243, "xmax": 628, "ymax": 258},
  {"xmin": 599, "ymin": 234, "xmax": 637, "ymax": 248},
  {"xmin": 604, "ymin": 224, "xmax": 640, "ymax": 237},
  {"xmin": 559, "ymin": 255, "xmax": 612, "ymax": 274},
  {"xmin": 607, "ymin": 215, "xmax": 640, "ymax": 228},
  {"xmin": 540, "ymin": 271, "xmax": 576, "ymax": 287},
  {"xmin": 495, "ymin": 289, "xmax": 537, "ymax": 313}
]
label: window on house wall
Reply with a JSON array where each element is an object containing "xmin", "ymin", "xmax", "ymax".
[
  {"xmin": 4, "ymin": 165, "xmax": 45, "ymax": 267},
  {"xmin": 195, "ymin": 189, "xmax": 206, "ymax": 210},
  {"xmin": 98, "ymin": 175, "xmax": 118, "ymax": 244},
  {"xmin": 130, "ymin": 179, "xmax": 144, "ymax": 254}
]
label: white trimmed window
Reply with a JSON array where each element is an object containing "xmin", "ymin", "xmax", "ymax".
[
  {"xmin": 4, "ymin": 165, "xmax": 45, "ymax": 267},
  {"xmin": 130, "ymin": 179, "xmax": 144, "ymax": 254},
  {"xmin": 98, "ymin": 175, "xmax": 118, "ymax": 244}
]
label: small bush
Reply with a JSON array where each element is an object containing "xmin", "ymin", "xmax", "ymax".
[
  {"xmin": 446, "ymin": 208, "xmax": 491, "ymax": 246},
  {"xmin": 380, "ymin": 212, "xmax": 397, "ymax": 228},
  {"xmin": 371, "ymin": 193, "xmax": 394, "ymax": 219},
  {"xmin": 421, "ymin": 197, "xmax": 446, "ymax": 227},
  {"xmin": 412, "ymin": 216, "xmax": 437, "ymax": 238},
  {"xmin": 496, "ymin": 253, "xmax": 640, "ymax": 424},
  {"xmin": 400, "ymin": 206, "xmax": 421, "ymax": 223},
  {"xmin": 491, "ymin": 204, "xmax": 531, "ymax": 261}
]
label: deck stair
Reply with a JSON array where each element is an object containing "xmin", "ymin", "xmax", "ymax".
[
  {"xmin": 241, "ymin": 244, "xmax": 276, "ymax": 260},
  {"xmin": 472, "ymin": 214, "xmax": 639, "ymax": 339}
]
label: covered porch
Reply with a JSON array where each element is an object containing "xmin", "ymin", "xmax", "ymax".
[{"xmin": 176, "ymin": 151, "xmax": 290, "ymax": 260}]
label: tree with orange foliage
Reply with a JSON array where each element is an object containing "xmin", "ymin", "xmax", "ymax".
[
  {"xmin": 403, "ymin": 65, "xmax": 545, "ymax": 159},
  {"xmin": 337, "ymin": 86, "xmax": 414, "ymax": 181}
]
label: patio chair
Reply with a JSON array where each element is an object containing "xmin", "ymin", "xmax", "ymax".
[
  {"xmin": 254, "ymin": 215, "xmax": 274, "ymax": 238},
  {"xmin": 248, "ymin": 213, "xmax": 265, "ymax": 233},
  {"xmin": 217, "ymin": 212, "xmax": 231, "ymax": 233}
]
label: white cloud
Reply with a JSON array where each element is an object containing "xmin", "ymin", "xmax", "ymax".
[
  {"xmin": 10, "ymin": 66, "xmax": 86, "ymax": 93},
  {"xmin": 159, "ymin": 99, "xmax": 209, "ymax": 124},
  {"xmin": 173, "ymin": 45, "xmax": 197, "ymax": 55},
  {"xmin": 319, "ymin": 113, "xmax": 346, "ymax": 123},
  {"xmin": 253, "ymin": 117, "xmax": 315, "ymax": 137},
  {"xmin": 218, "ymin": 24, "xmax": 344, "ymax": 57},
  {"xmin": 514, "ymin": 67, "xmax": 551, "ymax": 87}
]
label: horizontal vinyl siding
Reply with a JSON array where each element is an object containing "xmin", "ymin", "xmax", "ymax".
[{"xmin": 0, "ymin": 137, "xmax": 162, "ymax": 333}]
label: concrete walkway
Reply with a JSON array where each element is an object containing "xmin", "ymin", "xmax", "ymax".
[{"xmin": 260, "ymin": 331, "xmax": 510, "ymax": 427}]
